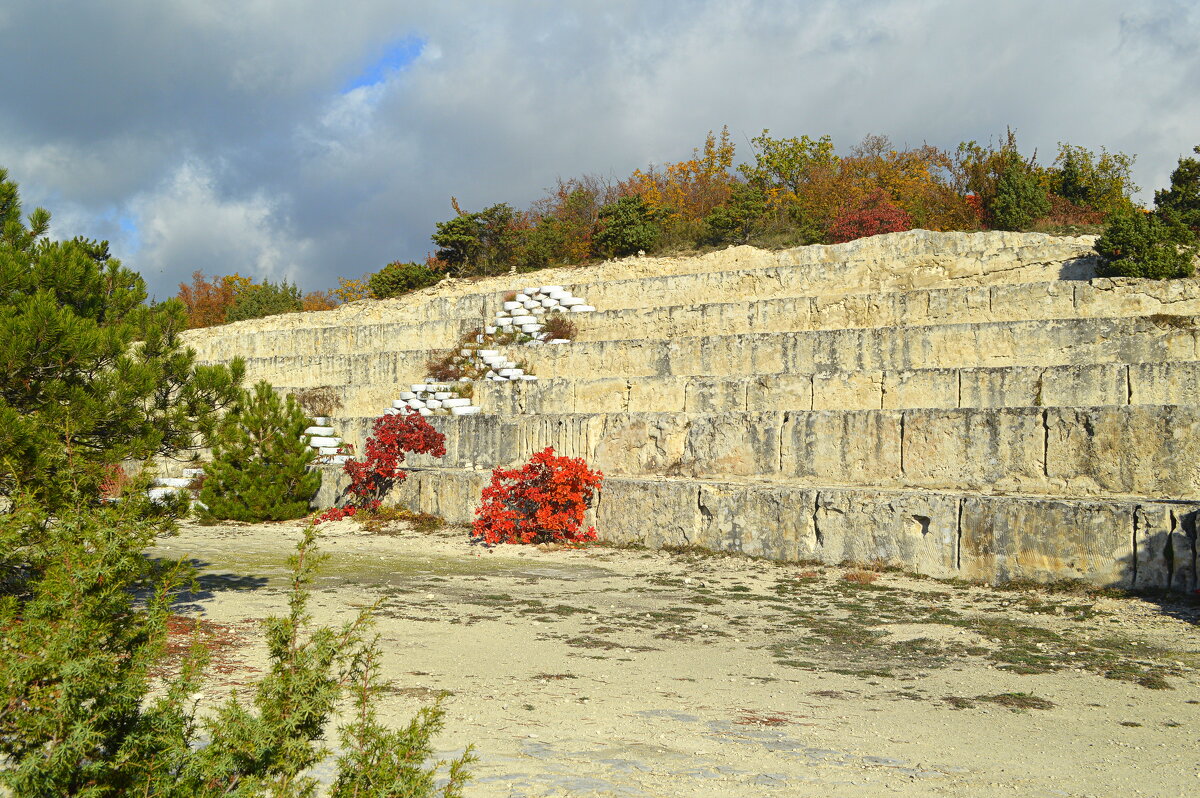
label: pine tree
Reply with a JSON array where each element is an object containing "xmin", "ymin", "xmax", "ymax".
[
  {"xmin": 200, "ymin": 380, "xmax": 320, "ymax": 521},
  {"xmin": 989, "ymin": 162, "xmax": 1051, "ymax": 231}
]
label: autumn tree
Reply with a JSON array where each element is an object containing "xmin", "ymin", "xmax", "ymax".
[{"xmin": 177, "ymin": 271, "xmax": 252, "ymax": 328}]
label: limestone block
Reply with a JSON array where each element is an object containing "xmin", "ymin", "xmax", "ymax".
[
  {"xmin": 569, "ymin": 305, "xmax": 596, "ymax": 312},
  {"xmin": 680, "ymin": 412, "xmax": 782, "ymax": 479},
  {"xmin": 451, "ymin": 405, "xmax": 481, "ymax": 416},
  {"xmin": 308, "ymin": 436, "xmax": 340, "ymax": 448},
  {"xmin": 902, "ymin": 408, "xmax": 1045, "ymax": 493},
  {"xmin": 1129, "ymin": 361, "xmax": 1200, "ymax": 405},
  {"xmin": 318, "ymin": 446, "xmax": 341, "ymax": 456},
  {"xmin": 426, "ymin": 399, "xmax": 443, "ymax": 409},
  {"xmin": 1045, "ymin": 406, "xmax": 1200, "ymax": 497},
  {"xmin": 1038, "ymin": 364, "xmax": 1127, "ymax": 407},
  {"xmin": 746, "ymin": 374, "xmax": 813, "ymax": 412},
  {"xmin": 441, "ymin": 397, "xmax": 472, "ymax": 408},
  {"xmin": 958, "ymin": 368, "xmax": 1041, "ymax": 408},
  {"xmin": 988, "ymin": 281, "xmax": 1076, "ymax": 324},
  {"xmin": 811, "ymin": 489, "xmax": 959, "ymax": 577},
  {"xmin": 812, "ymin": 370, "xmax": 883, "ymax": 410},
  {"xmin": 591, "ymin": 413, "xmax": 689, "ymax": 476},
  {"xmin": 695, "ymin": 483, "xmax": 819, "ymax": 560},
  {"xmin": 959, "ymin": 496, "xmax": 1135, "ymax": 587},
  {"xmin": 573, "ymin": 377, "xmax": 628, "ymax": 413},
  {"xmin": 781, "ymin": 410, "xmax": 902, "ymax": 484},
  {"xmin": 1128, "ymin": 504, "xmax": 1200, "ymax": 590},
  {"xmin": 882, "ymin": 369, "xmax": 958, "ymax": 410},
  {"xmin": 683, "ymin": 378, "xmax": 745, "ymax": 413},
  {"xmin": 628, "ymin": 377, "xmax": 687, "ymax": 413},
  {"xmin": 398, "ymin": 391, "xmax": 416, "ymax": 400},
  {"xmin": 594, "ymin": 478, "xmax": 698, "ymax": 549}
]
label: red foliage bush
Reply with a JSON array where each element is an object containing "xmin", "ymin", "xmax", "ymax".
[
  {"xmin": 472, "ymin": 447, "xmax": 603, "ymax": 545},
  {"xmin": 829, "ymin": 190, "xmax": 914, "ymax": 243},
  {"xmin": 318, "ymin": 410, "xmax": 446, "ymax": 522},
  {"xmin": 99, "ymin": 464, "xmax": 129, "ymax": 499}
]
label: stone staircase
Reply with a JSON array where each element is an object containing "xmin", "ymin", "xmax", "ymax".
[{"xmin": 180, "ymin": 231, "xmax": 1200, "ymax": 591}]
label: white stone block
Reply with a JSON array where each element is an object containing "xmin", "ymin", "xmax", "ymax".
[
  {"xmin": 309, "ymin": 436, "xmax": 340, "ymax": 447},
  {"xmin": 155, "ymin": 477, "xmax": 192, "ymax": 488},
  {"xmin": 500, "ymin": 324, "xmax": 514, "ymax": 333},
  {"xmin": 329, "ymin": 455, "xmax": 351, "ymax": 464},
  {"xmin": 521, "ymin": 323, "xmax": 542, "ymax": 333},
  {"xmin": 498, "ymin": 368, "xmax": 523, "ymax": 377},
  {"xmin": 425, "ymin": 399, "xmax": 443, "ymax": 409},
  {"xmin": 541, "ymin": 285, "xmax": 564, "ymax": 293},
  {"xmin": 524, "ymin": 340, "xmax": 543, "ymax": 347},
  {"xmin": 398, "ymin": 391, "xmax": 416, "ymax": 400},
  {"xmin": 426, "ymin": 383, "xmax": 451, "ymax": 391},
  {"xmin": 304, "ymin": 426, "xmax": 335, "ymax": 436},
  {"xmin": 318, "ymin": 446, "xmax": 341, "ymax": 456},
  {"xmin": 310, "ymin": 417, "xmax": 329, "ymax": 426},
  {"xmin": 479, "ymin": 349, "xmax": 500, "ymax": 357},
  {"xmin": 540, "ymin": 298, "xmax": 558, "ymax": 307},
  {"xmin": 418, "ymin": 408, "xmax": 432, "ymax": 416},
  {"xmin": 148, "ymin": 487, "xmax": 182, "ymax": 503},
  {"xmin": 485, "ymin": 326, "xmax": 497, "ymax": 334},
  {"xmin": 531, "ymin": 307, "xmax": 545, "ymax": 316},
  {"xmin": 521, "ymin": 374, "xmax": 539, "ymax": 381},
  {"xmin": 524, "ymin": 287, "xmax": 539, "ymax": 295},
  {"xmin": 569, "ymin": 305, "xmax": 596, "ymax": 312},
  {"xmin": 459, "ymin": 376, "xmax": 472, "ymax": 382},
  {"xmin": 411, "ymin": 384, "xmax": 430, "ymax": 393},
  {"xmin": 502, "ymin": 360, "xmax": 517, "ymax": 369},
  {"xmin": 560, "ymin": 297, "xmax": 584, "ymax": 306},
  {"xmin": 407, "ymin": 399, "xmax": 426, "ymax": 410},
  {"xmin": 503, "ymin": 301, "xmax": 522, "ymax": 311},
  {"xmin": 547, "ymin": 290, "xmax": 569, "ymax": 300},
  {"xmin": 182, "ymin": 468, "xmax": 205, "ymax": 478},
  {"xmin": 434, "ymin": 391, "xmax": 452, "ymax": 399},
  {"xmin": 514, "ymin": 293, "xmax": 530, "ymax": 302},
  {"xmin": 511, "ymin": 315, "xmax": 537, "ymax": 325},
  {"xmin": 548, "ymin": 338, "xmax": 572, "ymax": 345},
  {"xmin": 451, "ymin": 405, "xmax": 482, "ymax": 416},
  {"xmin": 476, "ymin": 335, "xmax": 485, "ymax": 343},
  {"xmin": 442, "ymin": 397, "xmax": 472, "ymax": 408},
  {"xmin": 384, "ymin": 407, "xmax": 400, "ymax": 415},
  {"xmin": 392, "ymin": 399, "xmax": 408, "ymax": 409}
]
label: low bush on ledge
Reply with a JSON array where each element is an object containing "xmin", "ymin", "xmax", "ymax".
[{"xmin": 473, "ymin": 447, "xmax": 603, "ymax": 545}]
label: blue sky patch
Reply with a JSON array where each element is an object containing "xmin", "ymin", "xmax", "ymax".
[{"xmin": 343, "ymin": 35, "xmax": 425, "ymax": 92}]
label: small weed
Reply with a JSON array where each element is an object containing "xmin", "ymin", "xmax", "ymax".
[
  {"xmin": 843, "ymin": 570, "xmax": 878, "ymax": 585},
  {"xmin": 944, "ymin": 696, "xmax": 976, "ymax": 710},
  {"xmin": 976, "ymin": 692, "xmax": 1054, "ymax": 711},
  {"xmin": 533, "ymin": 673, "xmax": 576, "ymax": 681},
  {"xmin": 541, "ymin": 313, "xmax": 578, "ymax": 341},
  {"xmin": 1119, "ymin": 721, "xmax": 1142, "ymax": 727}
]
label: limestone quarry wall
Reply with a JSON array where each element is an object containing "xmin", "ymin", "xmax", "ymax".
[{"xmin": 185, "ymin": 231, "xmax": 1200, "ymax": 591}]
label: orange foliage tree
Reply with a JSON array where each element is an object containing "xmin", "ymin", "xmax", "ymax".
[
  {"xmin": 176, "ymin": 271, "xmax": 253, "ymax": 329},
  {"xmin": 621, "ymin": 127, "xmax": 736, "ymax": 223}
]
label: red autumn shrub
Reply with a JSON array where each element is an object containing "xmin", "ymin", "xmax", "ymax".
[
  {"xmin": 829, "ymin": 189, "xmax": 914, "ymax": 243},
  {"xmin": 318, "ymin": 410, "xmax": 446, "ymax": 522},
  {"xmin": 473, "ymin": 447, "xmax": 603, "ymax": 545},
  {"xmin": 99, "ymin": 463, "xmax": 129, "ymax": 500}
]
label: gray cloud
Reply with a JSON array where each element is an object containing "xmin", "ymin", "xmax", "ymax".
[{"xmin": 1, "ymin": 0, "xmax": 1197, "ymax": 300}]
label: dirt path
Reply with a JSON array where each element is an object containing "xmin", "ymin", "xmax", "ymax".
[{"xmin": 150, "ymin": 519, "xmax": 1200, "ymax": 798}]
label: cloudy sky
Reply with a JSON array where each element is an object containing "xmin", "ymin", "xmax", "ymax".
[{"xmin": 1, "ymin": 1, "xmax": 1197, "ymax": 300}]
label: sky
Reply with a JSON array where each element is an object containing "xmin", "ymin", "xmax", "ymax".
[{"xmin": 1, "ymin": 0, "xmax": 1197, "ymax": 300}]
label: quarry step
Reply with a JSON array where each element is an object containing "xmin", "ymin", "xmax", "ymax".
[
  {"xmin": 574, "ymin": 277, "xmax": 1200, "ymax": 344},
  {"xmin": 474, "ymin": 361, "xmax": 1200, "ymax": 415},
  {"xmin": 304, "ymin": 425, "xmax": 336, "ymax": 435},
  {"xmin": 198, "ymin": 313, "xmax": 1200, "ymax": 390},
  {"xmin": 375, "ymin": 468, "xmax": 1196, "ymax": 591}
]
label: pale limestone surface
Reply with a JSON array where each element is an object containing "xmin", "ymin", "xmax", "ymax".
[{"xmin": 183, "ymin": 231, "xmax": 1200, "ymax": 590}]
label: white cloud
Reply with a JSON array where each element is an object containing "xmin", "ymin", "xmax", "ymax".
[{"xmin": 128, "ymin": 159, "xmax": 312, "ymax": 298}]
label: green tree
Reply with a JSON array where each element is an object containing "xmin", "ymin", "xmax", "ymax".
[
  {"xmin": 1053, "ymin": 143, "xmax": 1138, "ymax": 217},
  {"xmin": 593, "ymin": 195, "xmax": 660, "ymax": 257},
  {"xmin": 989, "ymin": 162, "xmax": 1051, "ymax": 230},
  {"xmin": 431, "ymin": 202, "xmax": 522, "ymax": 276},
  {"xmin": 200, "ymin": 380, "xmax": 320, "ymax": 522},
  {"xmin": 225, "ymin": 277, "xmax": 303, "ymax": 323},
  {"xmin": 368, "ymin": 261, "xmax": 443, "ymax": 299},
  {"xmin": 1095, "ymin": 210, "xmax": 1196, "ymax": 279},
  {"xmin": 1154, "ymin": 145, "xmax": 1200, "ymax": 231},
  {"xmin": 703, "ymin": 183, "xmax": 768, "ymax": 245},
  {"xmin": 0, "ymin": 168, "xmax": 243, "ymax": 507}
]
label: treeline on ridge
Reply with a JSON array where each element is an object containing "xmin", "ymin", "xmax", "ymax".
[{"xmin": 177, "ymin": 128, "xmax": 1200, "ymax": 329}]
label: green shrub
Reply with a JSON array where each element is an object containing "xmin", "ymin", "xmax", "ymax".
[
  {"xmin": 0, "ymin": 498, "xmax": 474, "ymax": 795},
  {"xmin": 593, "ymin": 195, "xmax": 660, "ymax": 257},
  {"xmin": 1154, "ymin": 145, "xmax": 1200, "ymax": 231},
  {"xmin": 225, "ymin": 278, "xmax": 303, "ymax": 322},
  {"xmin": 200, "ymin": 380, "xmax": 320, "ymax": 521},
  {"xmin": 703, "ymin": 183, "xmax": 768, "ymax": 245},
  {"xmin": 1095, "ymin": 210, "xmax": 1197, "ymax": 279},
  {"xmin": 368, "ymin": 261, "xmax": 443, "ymax": 299},
  {"xmin": 988, "ymin": 163, "xmax": 1051, "ymax": 230}
]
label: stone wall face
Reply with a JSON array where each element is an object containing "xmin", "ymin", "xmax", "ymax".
[{"xmin": 188, "ymin": 230, "xmax": 1200, "ymax": 591}]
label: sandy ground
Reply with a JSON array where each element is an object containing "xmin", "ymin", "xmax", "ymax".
[{"xmin": 149, "ymin": 519, "xmax": 1200, "ymax": 798}]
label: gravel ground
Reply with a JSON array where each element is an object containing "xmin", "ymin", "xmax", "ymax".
[{"xmin": 149, "ymin": 518, "xmax": 1200, "ymax": 798}]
